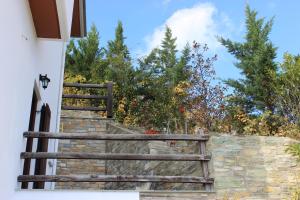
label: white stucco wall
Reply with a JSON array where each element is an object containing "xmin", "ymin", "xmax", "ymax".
[
  {"xmin": 0, "ymin": 0, "xmax": 68, "ymax": 195},
  {"xmin": 0, "ymin": 0, "xmax": 139, "ymax": 199}
]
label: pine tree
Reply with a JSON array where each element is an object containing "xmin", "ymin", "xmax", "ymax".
[
  {"xmin": 134, "ymin": 27, "xmax": 192, "ymax": 129},
  {"xmin": 106, "ymin": 21, "xmax": 135, "ymax": 122},
  {"xmin": 106, "ymin": 21, "xmax": 132, "ymax": 82},
  {"xmin": 160, "ymin": 26, "xmax": 177, "ymax": 69},
  {"xmin": 219, "ymin": 5, "xmax": 278, "ymax": 114},
  {"xmin": 65, "ymin": 24, "xmax": 106, "ymax": 82},
  {"xmin": 175, "ymin": 44, "xmax": 191, "ymax": 84}
]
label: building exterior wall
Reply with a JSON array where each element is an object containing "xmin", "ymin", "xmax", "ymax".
[
  {"xmin": 0, "ymin": 1, "xmax": 139, "ymax": 200},
  {"xmin": 0, "ymin": 0, "xmax": 74, "ymax": 198}
]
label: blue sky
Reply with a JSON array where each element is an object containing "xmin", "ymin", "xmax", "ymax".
[{"xmin": 86, "ymin": 0, "xmax": 300, "ymax": 80}]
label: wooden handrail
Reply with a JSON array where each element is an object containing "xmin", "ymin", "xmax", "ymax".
[
  {"xmin": 63, "ymin": 83, "xmax": 107, "ymax": 88},
  {"xmin": 62, "ymin": 94, "xmax": 107, "ymax": 99},
  {"xmin": 18, "ymin": 175, "xmax": 214, "ymax": 183},
  {"xmin": 62, "ymin": 82, "xmax": 113, "ymax": 118},
  {"xmin": 20, "ymin": 152, "xmax": 211, "ymax": 161},
  {"xmin": 61, "ymin": 106, "xmax": 106, "ymax": 111},
  {"xmin": 23, "ymin": 132, "xmax": 209, "ymax": 141}
]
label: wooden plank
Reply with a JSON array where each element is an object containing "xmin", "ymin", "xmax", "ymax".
[
  {"xmin": 198, "ymin": 129, "xmax": 213, "ymax": 191},
  {"xmin": 33, "ymin": 104, "xmax": 51, "ymax": 189},
  {"xmin": 62, "ymin": 94, "xmax": 107, "ymax": 99},
  {"xmin": 63, "ymin": 82, "xmax": 107, "ymax": 88},
  {"xmin": 107, "ymin": 123, "xmax": 210, "ymax": 139},
  {"xmin": 18, "ymin": 175, "xmax": 214, "ymax": 183},
  {"xmin": 61, "ymin": 106, "xmax": 106, "ymax": 111},
  {"xmin": 106, "ymin": 82, "xmax": 113, "ymax": 118},
  {"xmin": 20, "ymin": 152, "xmax": 211, "ymax": 161},
  {"xmin": 22, "ymin": 91, "xmax": 38, "ymax": 189},
  {"xmin": 23, "ymin": 132, "xmax": 209, "ymax": 141}
]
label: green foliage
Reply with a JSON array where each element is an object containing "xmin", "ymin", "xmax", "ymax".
[
  {"xmin": 65, "ymin": 24, "xmax": 107, "ymax": 82},
  {"xmin": 105, "ymin": 21, "xmax": 135, "ymax": 122},
  {"xmin": 64, "ymin": 11, "xmax": 300, "ymax": 139},
  {"xmin": 64, "ymin": 22, "xmax": 136, "ymax": 122},
  {"xmin": 218, "ymin": 5, "xmax": 283, "ymax": 134},
  {"xmin": 277, "ymin": 53, "xmax": 300, "ymax": 124},
  {"xmin": 132, "ymin": 27, "xmax": 190, "ymax": 130},
  {"xmin": 219, "ymin": 5, "xmax": 278, "ymax": 116},
  {"xmin": 63, "ymin": 23, "xmax": 226, "ymax": 132},
  {"xmin": 286, "ymin": 143, "xmax": 300, "ymax": 162},
  {"xmin": 160, "ymin": 26, "xmax": 177, "ymax": 71},
  {"xmin": 63, "ymin": 72, "xmax": 89, "ymax": 107},
  {"xmin": 290, "ymin": 188, "xmax": 300, "ymax": 200}
]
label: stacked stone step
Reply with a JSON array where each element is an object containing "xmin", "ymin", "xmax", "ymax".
[{"xmin": 56, "ymin": 111, "xmax": 112, "ymax": 190}]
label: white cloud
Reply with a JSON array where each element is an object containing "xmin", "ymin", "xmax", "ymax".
[{"xmin": 143, "ymin": 3, "xmax": 233, "ymax": 55}]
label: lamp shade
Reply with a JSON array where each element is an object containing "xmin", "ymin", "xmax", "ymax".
[{"xmin": 39, "ymin": 74, "xmax": 50, "ymax": 89}]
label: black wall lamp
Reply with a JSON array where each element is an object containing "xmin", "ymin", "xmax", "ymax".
[{"xmin": 39, "ymin": 74, "xmax": 50, "ymax": 89}]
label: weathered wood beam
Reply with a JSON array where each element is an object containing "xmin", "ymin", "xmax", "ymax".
[
  {"xmin": 23, "ymin": 132, "xmax": 209, "ymax": 141},
  {"xmin": 62, "ymin": 94, "xmax": 107, "ymax": 99},
  {"xmin": 63, "ymin": 83, "xmax": 107, "ymax": 88},
  {"xmin": 107, "ymin": 123, "xmax": 210, "ymax": 139},
  {"xmin": 198, "ymin": 129, "xmax": 213, "ymax": 192},
  {"xmin": 20, "ymin": 152, "xmax": 211, "ymax": 161},
  {"xmin": 61, "ymin": 106, "xmax": 106, "ymax": 111},
  {"xmin": 18, "ymin": 175, "xmax": 214, "ymax": 183},
  {"xmin": 106, "ymin": 82, "xmax": 113, "ymax": 118}
]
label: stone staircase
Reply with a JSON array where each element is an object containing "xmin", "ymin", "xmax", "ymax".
[
  {"xmin": 19, "ymin": 110, "xmax": 300, "ymax": 199},
  {"xmin": 55, "ymin": 111, "xmax": 111, "ymax": 189},
  {"xmin": 54, "ymin": 110, "xmax": 215, "ymax": 199}
]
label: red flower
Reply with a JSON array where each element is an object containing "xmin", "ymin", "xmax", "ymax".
[
  {"xmin": 179, "ymin": 105, "xmax": 185, "ymax": 113},
  {"xmin": 145, "ymin": 129, "xmax": 159, "ymax": 134}
]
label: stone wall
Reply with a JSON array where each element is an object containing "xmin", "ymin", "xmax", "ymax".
[
  {"xmin": 105, "ymin": 125, "xmax": 300, "ymax": 199},
  {"xmin": 55, "ymin": 111, "xmax": 113, "ymax": 189},
  {"xmin": 208, "ymin": 134, "xmax": 300, "ymax": 200},
  {"xmin": 54, "ymin": 111, "xmax": 300, "ymax": 199},
  {"xmin": 105, "ymin": 124, "xmax": 204, "ymax": 191}
]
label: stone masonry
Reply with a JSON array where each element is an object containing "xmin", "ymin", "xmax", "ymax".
[
  {"xmin": 55, "ymin": 111, "xmax": 300, "ymax": 200},
  {"xmin": 208, "ymin": 133, "xmax": 300, "ymax": 200},
  {"xmin": 55, "ymin": 110, "xmax": 113, "ymax": 189},
  {"xmin": 105, "ymin": 124, "xmax": 204, "ymax": 191}
]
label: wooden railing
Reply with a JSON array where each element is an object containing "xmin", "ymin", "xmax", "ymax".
[
  {"xmin": 62, "ymin": 82, "xmax": 113, "ymax": 118},
  {"xmin": 18, "ymin": 128, "xmax": 214, "ymax": 191}
]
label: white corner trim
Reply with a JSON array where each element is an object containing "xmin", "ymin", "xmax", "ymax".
[
  {"xmin": 79, "ymin": 0, "xmax": 85, "ymax": 37},
  {"xmin": 56, "ymin": 0, "xmax": 72, "ymax": 41}
]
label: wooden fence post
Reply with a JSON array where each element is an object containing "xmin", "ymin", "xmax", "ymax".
[
  {"xmin": 106, "ymin": 82, "xmax": 113, "ymax": 118},
  {"xmin": 198, "ymin": 129, "xmax": 213, "ymax": 191}
]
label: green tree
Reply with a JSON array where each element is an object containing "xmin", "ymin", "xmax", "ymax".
[
  {"xmin": 65, "ymin": 24, "xmax": 106, "ymax": 82},
  {"xmin": 219, "ymin": 5, "xmax": 278, "ymax": 115},
  {"xmin": 160, "ymin": 26, "xmax": 178, "ymax": 84},
  {"xmin": 277, "ymin": 53, "xmax": 300, "ymax": 124},
  {"xmin": 106, "ymin": 21, "xmax": 135, "ymax": 122},
  {"xmin": 133, "ymin": 27, "xmax": 192, "ymax": 130}
]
